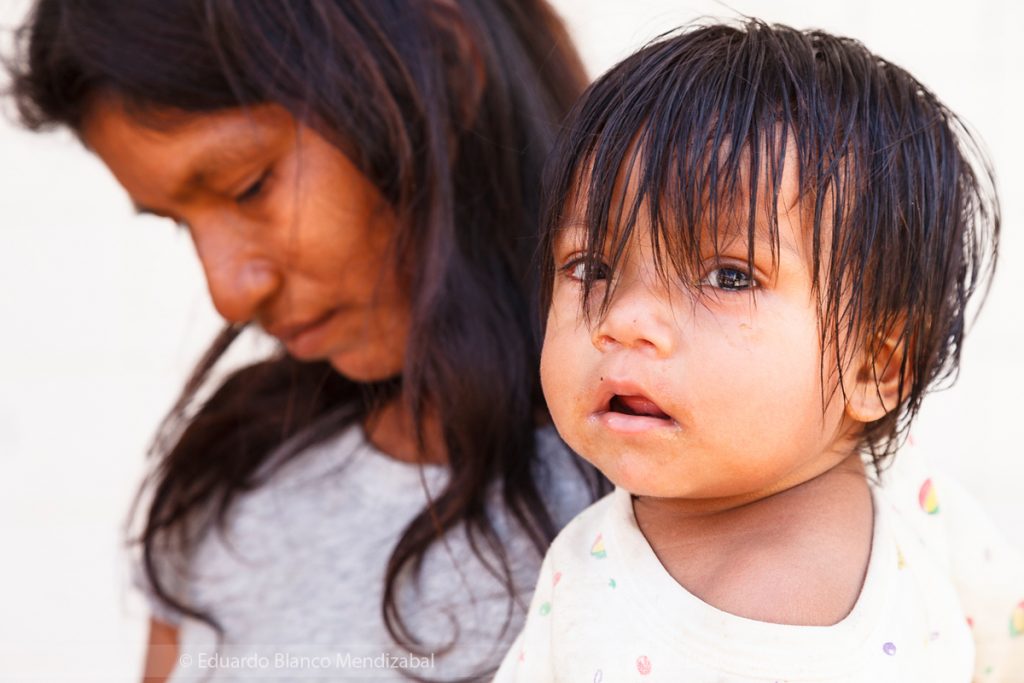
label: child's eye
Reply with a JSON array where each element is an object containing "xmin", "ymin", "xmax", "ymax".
[
  {"xmin": 702, "ymin": 266, "xmax": 758, "ymax": 291},
  {"xmin": 562, "ymin": 256, "xmax": 611, "ymax": 282}
]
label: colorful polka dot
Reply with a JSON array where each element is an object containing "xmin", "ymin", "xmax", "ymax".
[
  {"xmin": 591, "ymin": 533, "xmax": 607, "ymax": 559},
  {"xmin": 918, "ymin": 479, "xmax": 939, "ymax": 514},
  {"xmin": 608, "ymin": 578, "xmax": 617, "ymax": 589},
  {"xmin": 636, "ymin": 655, "xmax": 652, "ymax": 675},
  {"xmin": 896, "ymin": 546, "xmax": 906, "ymax": 569},
  {"xmin": 552, "ymin": 571, "xmax": 562, "ymax": 587},
  {"xmin": 1010, "ymin": 601, "xmax": 1024, "ymax": 637},
  {"xmin": 593, "ymin": 670, "xmax": 603, "ymax": 683},
  {"xmin": 539, "ymin": 601, "xmax": 551, "ymax": 616},
  {"xmin": 883, "ymin": 641, "xmax": 897, "ymax": 656}
]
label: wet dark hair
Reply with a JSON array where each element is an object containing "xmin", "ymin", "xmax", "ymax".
[
  {"xmin": 539, "ymin": 20, "xmax": 999, "ymax": 468},
  {"xmin": 7, "ymin": 0, "xmax": 603, "ymax": 671}
]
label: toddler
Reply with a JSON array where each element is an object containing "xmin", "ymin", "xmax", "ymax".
[{"xmin": 495, "ymin": 21, "xmax": 1023, "ymax": 682}]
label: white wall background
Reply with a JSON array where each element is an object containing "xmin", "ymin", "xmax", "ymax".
[{"xmin": 0, "ymin": 0, "xmax": 1020, "ymax": 680}]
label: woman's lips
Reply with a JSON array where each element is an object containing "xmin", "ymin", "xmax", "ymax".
[{"xmin": 268, "ymin": 308, "xmax": 340, "ymax": 358}]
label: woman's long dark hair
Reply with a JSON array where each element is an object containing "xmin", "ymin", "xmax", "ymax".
[{"xmin": 7, "ymin": 0, "xmax": 599, "ymax": 664}]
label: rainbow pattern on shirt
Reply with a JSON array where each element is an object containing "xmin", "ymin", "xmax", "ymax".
[
  {"xmin": 1011, "ymin": 601, "xmax": 1024, "ymax": 637},
  {"xmin": 590, "ymin": 533, "xmax": 607, "ymax": 559},
  {"xmin": 918, "ymin": 479, "xmax": 939, "ymax": 514}
]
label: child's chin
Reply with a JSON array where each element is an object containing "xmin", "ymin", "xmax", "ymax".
[{"xmin": 595, "ymin": 457, "xmax": 684, "ymax": 499}]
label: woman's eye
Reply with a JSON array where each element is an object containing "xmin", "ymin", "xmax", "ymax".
[
  {"xmin": 562, "ymin": 257, "xmax": 610, "ymax": 282},
  {"xmin": 235, "ymin": 170, "xmax": 271, "ymax": 204},
  {"xmin": 703, "ymin": 266, "xmax": 757, "ymax": 291}
]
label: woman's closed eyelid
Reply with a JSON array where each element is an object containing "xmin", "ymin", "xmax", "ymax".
[{"xmin": 234, "ymin": 167, "xmax": 272, "ymax": 204}]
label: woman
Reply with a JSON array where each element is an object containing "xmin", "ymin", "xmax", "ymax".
[{"xmin": 8, "ymin": 1, "xmax": 603, "ymax": 680}]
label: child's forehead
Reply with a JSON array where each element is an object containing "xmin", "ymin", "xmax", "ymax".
[{"xmin": 552, "ymin": 141, "xmax": 812, "ymax": 259}]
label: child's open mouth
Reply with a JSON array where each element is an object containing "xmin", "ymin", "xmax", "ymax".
[
  {"xmin": 598, "ymin": 392, "xmax": 679, "ymax": 434},
  {"xmin": 609, "ymin": 395, "xmax": 671, "ymax": 420}
]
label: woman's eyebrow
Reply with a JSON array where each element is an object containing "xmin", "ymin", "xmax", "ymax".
[
  {"xmin": 176, "ymin": 140, "xmax": 263, "ymax": 196},
  {"xmin": 161, "ymin": 119, "xmax": 274, "ymax": 204},
  {"xmin": 128, "ymin": 140, "xmax": 262, "ymax": 218}
]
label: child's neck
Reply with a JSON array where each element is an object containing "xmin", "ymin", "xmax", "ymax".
[{"xmin": 632, "ymin": 452, "xmax": 873, "ymax": 626}]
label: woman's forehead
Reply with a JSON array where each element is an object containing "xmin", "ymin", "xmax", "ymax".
[{"xmin": 81, "ymin": 97, "xmax": 292, "ymax": 209}]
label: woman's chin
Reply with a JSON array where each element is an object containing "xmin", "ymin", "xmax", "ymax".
[{"xmin": 325, "ymin": 350, "xmax": 403, "ymax": 383}]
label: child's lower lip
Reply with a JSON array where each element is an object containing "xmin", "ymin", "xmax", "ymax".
[{"xmin": 594, "ymin": 411, "xmax": 679, "ymax": 434}]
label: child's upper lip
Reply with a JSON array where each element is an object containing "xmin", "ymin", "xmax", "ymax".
[{"xmin": 593, "ymin": 377, "xmax": 677, "ymax": 422}]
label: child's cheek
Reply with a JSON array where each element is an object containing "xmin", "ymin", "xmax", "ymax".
[
  {"xmin": 540, "ymin": 303, "xmax": 589, "ymax": 429},
  {"xmin": 706, "ymin": 313, "xmax": 764, "ymax": 356},
  {"xmin": 698, "ymin": 308, "xmax": 805, "ymax": 404}
]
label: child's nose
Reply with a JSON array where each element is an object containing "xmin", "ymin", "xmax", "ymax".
[{"xmin": 591, "ymin": 276, "xmax": 677, "ymax": 357}]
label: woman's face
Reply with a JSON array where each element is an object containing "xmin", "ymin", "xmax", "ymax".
[{"xmin": 82, "ymin": 98, "xmax": 409, "ymax": 381}]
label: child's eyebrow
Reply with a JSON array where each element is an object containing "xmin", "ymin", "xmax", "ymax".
[
  {"xmin": 552, "ymin": 222, "xmax": 588, "ymax": 250},
  {"xmin": 711, "ymin": 221, "xmax": 802, "ymax": 260}
]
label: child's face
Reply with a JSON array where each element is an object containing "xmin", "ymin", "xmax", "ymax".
[{"xmin": 541, "ymin": 161, "xmax": 866, "ymax": 505}]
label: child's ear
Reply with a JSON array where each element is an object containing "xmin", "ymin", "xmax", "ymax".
[{"xmin": 845, "ymin": 327, "xmax": 909, "ymax": 424}]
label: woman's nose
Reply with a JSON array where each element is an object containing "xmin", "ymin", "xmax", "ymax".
[
  {"xmin": 188, "ymin": 219, "xmax": 282, "ymax": 324},
  {"xmin": 591, "ymin": 275, "xmax": 677, "ymax": 357}
]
